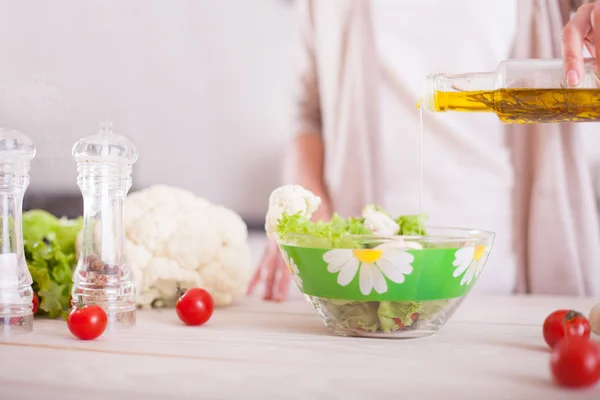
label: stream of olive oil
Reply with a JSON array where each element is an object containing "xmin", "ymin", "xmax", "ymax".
[
  {"xmin": 433, "ymin": 88, "xmax": 600, "ymax": 124},
  {"xmin": 416, "ymin": 99, "xmax": 424, "ymax": 234}
]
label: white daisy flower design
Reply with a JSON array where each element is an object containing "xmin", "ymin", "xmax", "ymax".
[
  {"xmin": 322, "ymin": 243, "xmax": 414, "ymax": 296},
  {"xmin": 452, "ymin": 245, "xmax": 489, "ymax": 286},
  {"xmin": 282, "ymin": 250, "xmax": 303, "ymax": 290}
]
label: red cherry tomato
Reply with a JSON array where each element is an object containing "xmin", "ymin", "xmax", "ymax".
[
  {"xmin": 564, "ymin": 311, "xmax": 591, "ymax": 339},
  {"xmin": 394, "ymin": 313, "xmax": 419, "ymax": 329},
  {"xmin": 176, "ymin": 287, "xmax": 214, "ymax": 326},
  {"xmin": 67, "ymin": 305, "xmax": 107, "ymax": 340},
  {"xmin": 32, "ymin": 292, "xmax": 39, "ymax": 315},
  {"xmin": 543, "ymin": 309, "xmax": 591, "ymax": 348},
  {"xmin": 550, "ymin": 337, "xmax": 600, "ymax": 388}
]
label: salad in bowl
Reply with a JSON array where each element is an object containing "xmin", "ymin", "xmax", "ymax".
[{"xmin": 266, "ymin": 185, "xmax": 495, "ymax": 339}]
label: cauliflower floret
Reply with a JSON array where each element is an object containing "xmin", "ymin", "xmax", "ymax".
[
  {"xmin": 125, "ymin": 185, "xmax": 204, "ymax": 226},
  {"xmin": 362, "ymin": 205, "xmax": 399, "ymax": 237},
  {"xmin": 76, "ymin": 185, "xmax": 252, "ymax": 307},
  {"xmin": 197, "ymin": 245, "xmax": 252, "ymax": 305},
  {"xmin": 265, "ymin": 184, "xmax": 321, "ymax": 239}
]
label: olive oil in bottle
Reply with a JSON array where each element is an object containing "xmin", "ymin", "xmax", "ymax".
[{"xmin": 421, "ymin": 58, "xmax": 600, "ymax": 124}]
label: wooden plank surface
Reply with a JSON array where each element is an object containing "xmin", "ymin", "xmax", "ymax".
[{"xmin": 0, "ymin": 295, "xmax": 599, "ymax": 399}]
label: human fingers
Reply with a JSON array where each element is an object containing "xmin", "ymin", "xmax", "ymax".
[
  {"xmin": 273, "ymin": 259, "xmax": 292, "ymax": 302},
  {"xmin": 246, "ymin": 244, "xmax": 272, "ymax": 295},
  {"xmin": 262, "ymin": 242, "xmax": 279, "ymax": 300},
  {"xmin": 562, "ymin": 3, "xmax": 595, "ymax": 86}
]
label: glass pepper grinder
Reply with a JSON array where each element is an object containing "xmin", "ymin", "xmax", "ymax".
[
  {"xmin": 71, "ymin": 121, "xmax": 138, "ymax": 331},
  {"xmin": 0, "ymin": 128, "xmax": 35, "ymax": 335}
]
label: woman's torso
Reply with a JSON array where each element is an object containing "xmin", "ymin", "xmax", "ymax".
[{"xmin": 371, "ymin": 0, "xmax": 518, "ymax": 294}]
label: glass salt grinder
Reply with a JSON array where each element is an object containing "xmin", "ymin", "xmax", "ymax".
[
  {"xmin": 0, "ymin": 128, "xmax": 35, "ymax": 335},
  {"xmin": 71, "ymin": 121, "xmax": 138, "ymax": 331}
]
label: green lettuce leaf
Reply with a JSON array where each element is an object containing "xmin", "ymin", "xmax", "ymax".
[
  {"xmin": 23, "ymin": 210, "xmax": 83, "ymax": 319},
  {"xmin": 25, "ymin": 237, "xmax": 74, "ymax": 318},
  {"xmin": 22, "ymin": 210, "xmax": 83, "ymax": 256},
  {"xmin": 321, "ymin": 299, "xmax": 454, "ymax": 334},
  {"xmin": 276, "ymin": 206, "xmax": 428, "ymax": 250},
  {"xmin": 276, "ymin": 212, "xmax": 371, "ymax": 249},
  {"xmin": 377, "ymin": 301, "xmax": 422, "ymax": 332},
  {"xmin": 323, "ymin": 299, "xmax": 381, "ymax": 332},
  {"xmin": 396, "ymin": 213, "xmax": 428, "ymax": 236}
]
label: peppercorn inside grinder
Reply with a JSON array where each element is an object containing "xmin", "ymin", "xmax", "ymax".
[
  {"xmin": 0, "ymin": 128, "xmax": 36, "ymax": 335},
  {"xmin": 71, "ymin": 121, "xmax": 138, "ymax": 330}
]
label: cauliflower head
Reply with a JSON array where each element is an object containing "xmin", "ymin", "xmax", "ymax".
[
  {"xmin": 265, "ymin": 184, "xmax": 321, "ymax": 239},
  {"xmin": 76, "ymin": 185, "xmax": 252, "ymax": 308}
]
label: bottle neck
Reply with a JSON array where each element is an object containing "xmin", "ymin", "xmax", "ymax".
[
  {"xmin": 422, "ymin": 72, "xmax": 496, "ymax": 113},
  {"xmin": 0, "ymin": 162, "xmax": 30, "ymax": 193},
  {"xmin": 76, "ymin": 161, "xmax": 132, "ymax": 197}
]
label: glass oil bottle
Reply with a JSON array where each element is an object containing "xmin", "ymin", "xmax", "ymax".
[{"xmin": 421, "ymin": 58, "xmax": 600, "ymax": 124}]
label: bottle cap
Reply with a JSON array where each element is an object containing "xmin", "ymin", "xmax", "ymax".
[
  {"xmin": 0, "ymin": 128, "xmax": 36, "ymax": 164},
  {"xmin": 72, "ymin": 120, "xmax": 138, "ymax": 165}
]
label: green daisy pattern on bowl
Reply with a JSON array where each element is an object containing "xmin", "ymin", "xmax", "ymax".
[
  {"xmin": 282, "ymin": 249, "xmax": 303, "ymax": 290},
  {"xmin": 323, "ymin": 242, "xmax": 414, "ymax": 296},
  {"xmin": 280, "ymin": 243, "xmax": 489, "ymax": 301},
  {"xmin": 452, "ymin": 245, "xmax": 490, "ymax": 286}
]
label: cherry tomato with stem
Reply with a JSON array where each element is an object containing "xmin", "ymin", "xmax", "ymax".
[
  {"xmin": 543, "ymin": 309, "xmax": 591, "ymax": 348},
  {"xmin": 564, "ymin": 311, "xmax": 591, "ymax": 340},
  {"xmin": 550, "ymin": 337, "xmax": 600, "ymax": 388},
  {"xmin": 67, "ymin": 300, "xmax": 107, "ymax": 340},
  {"xmin": 175, "ymin": 285, "xmax": 214, "ymax": 326}
]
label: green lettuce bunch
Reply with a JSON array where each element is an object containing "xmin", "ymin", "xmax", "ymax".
[
  {"xmin": 23, "ymin": 210, "xmax": 83, "ymax": 318},
  {"xmin": 276, "ymin": 211, "xmax": 427, "ymax": 249},
  {"xmin": 323, "ymin": 299, "xmax": 451, "ymax": 333}
]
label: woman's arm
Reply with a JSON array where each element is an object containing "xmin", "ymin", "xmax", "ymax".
[
  {"xmin": 284, "ymin": 133, "xmax": 333, "ymax": 222},
  {"xmin": 248, "ymin": 132, "xmax": 331, "ymax": 302},
  {"xmin": 282, "ymin": 0, "xmax": 331, "ymax": 215},
  {"xmin": 247, "ymin": 0, "xmax": 331, "ymax": 301},
  {"xmin": 284, "ymin": 0, "xmax": 331, "ymax": 207}
]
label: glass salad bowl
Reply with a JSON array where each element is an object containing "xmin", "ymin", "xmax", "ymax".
[{"xmin": 277, "ymin": 227, "xmax": 495, "ymax": 339}]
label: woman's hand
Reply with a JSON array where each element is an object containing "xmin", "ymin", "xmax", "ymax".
[
  {"xmin": 247, "ymin": 198, "xmax": 332, "ymax": 302},
  {"xmin": 562, "ymin": 2, "xmax": 600, "ymax": 86}
]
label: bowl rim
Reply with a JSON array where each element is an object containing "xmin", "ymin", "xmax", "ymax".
[{"xmin": 279, "ymin": 225, "xmax": 495, "ymax": 245}]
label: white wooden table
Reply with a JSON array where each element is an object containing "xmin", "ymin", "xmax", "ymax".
[{"xmin": 0, "ymin": 295, "xmax": 599, "ymax": 400}]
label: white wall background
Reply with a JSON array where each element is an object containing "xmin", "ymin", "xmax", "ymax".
[{"xmin": 0, "ymin": 0, "xmax": 298, "ymax": 222}]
